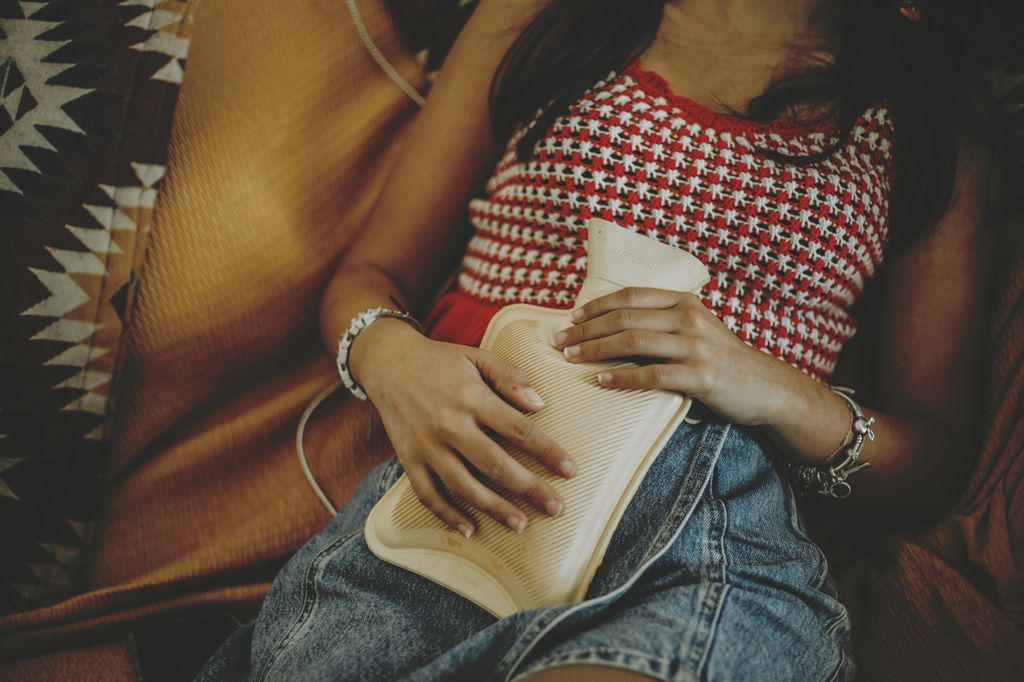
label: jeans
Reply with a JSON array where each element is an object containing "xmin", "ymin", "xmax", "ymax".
[{"xmin": 197, "ymin": 418, "xmax": 853, "ymax": 681}]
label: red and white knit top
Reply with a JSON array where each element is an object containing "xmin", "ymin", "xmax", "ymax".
[{"xmin": 423, "ymin": 58, "xmax": 895, "ymax": 381}]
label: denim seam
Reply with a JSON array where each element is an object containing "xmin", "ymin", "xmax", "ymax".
[
  {"xmin": 680, "ymin": 581, "xmax": 728, "ymax": 676},
  {"xmin": 703, "ymin": 461, "xmax": 729, "ymax": 584},
  {"xmin": 637, "ymin": 422, "xmax": 730, "ymax": 570},
  {"xmin": 697, "ymin": 582, "xmax": 730, "ymax": 678},
  {"xmin": 823, "ymin": 602, "xmax": 852, "ymax": 644},
  {"xmin": 693, "ymin": 463, "xmax": 730, "ymax": 677},
  {"xmin": 495, "ymin": 607, "xmax": 574, "ymax": 679},
  {"xmin": 810, "ymin": 540, "xmax": 831, "ymax": 591},
  {"xmin": 821, "ymin": 599, "xmax": 852, "ymax": 680},
  {"xmin": 509, "ymin": 646, "xmax": 696, "ymax": 682},
  {"xmin": 499, "ymin": 421, "xmax": 732, "ymax": 682},
  {"xmin": 718, "ymin": 485, "xmax": 729, "ymax": 583},
  {"xmin": 255, "ymin": 528, "xmax": 363, "ymax": 682},
  {"xmin": 825, "ymin": 640, "xmax": 849, "ymax": 682}
]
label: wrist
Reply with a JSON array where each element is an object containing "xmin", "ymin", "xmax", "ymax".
[
  {"xmin": 755, "ymin": 356, "xmax": 817, "ymax": 427},
  {"xmin": 760, "ymin": 365, "xmax": 852, "ymax": 465},
  {"xmin": 347, "ymin": 317, "xmax": 424, "ymax": 394},
  {"xmin": 785, "ymin": 386, "xmax": 876, "ymax": 499}
]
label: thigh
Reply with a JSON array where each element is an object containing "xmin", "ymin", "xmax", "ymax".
[
  {"xmin": 248, "ymin": 457, "xmax": 497, "ymax": 682},
  {"xmin": 701, "ymin": 426, "xmax": 853, "ymax": 681},
  {"xmin": 512, "ymin": 425, "xmax": 853, "ymax": 682}
]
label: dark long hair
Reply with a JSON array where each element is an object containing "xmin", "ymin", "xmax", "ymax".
[{"xmin": 488, "ymin": 0, "xmax": 1022, "ymax": 250}]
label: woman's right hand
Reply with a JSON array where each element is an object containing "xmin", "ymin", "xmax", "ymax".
[{"xmin": 349, "ymin": 319, "xmax": 576, "ymax": 537}]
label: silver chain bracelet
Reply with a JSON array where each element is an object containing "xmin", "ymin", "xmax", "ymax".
[
  {"xmin": 786, "ymin": 386, "xmax": 874, "ymax": 499},
  {"xmin": 336, "ymin": 306, "xmax": 422, "ymax": 401}
]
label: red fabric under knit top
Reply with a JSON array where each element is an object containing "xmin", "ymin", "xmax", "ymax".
[{"xmin": 423, "ymin": 58, "xmax": 895, "ymax": 381}]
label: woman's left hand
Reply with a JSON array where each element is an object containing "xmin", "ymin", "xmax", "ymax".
[{"xmin": 550, "ymin": 286, "xmax": 794, "ymax": 427}]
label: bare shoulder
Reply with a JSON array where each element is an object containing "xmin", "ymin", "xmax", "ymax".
[
  {"xmin": 414, "ymin": 0, "xmax": 551, "ymax": 130},
  {"xmin": 332, "ymin": 0, "xmax": 554, "ymax": 306},
  {"xmin": 449, "ymin": 0, "xmax": 550, "ymax": 59}
]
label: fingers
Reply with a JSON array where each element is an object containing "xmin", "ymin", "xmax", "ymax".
[
  {"xmin": 401, "ymin": 347, "xmax": 574, "ymax": 534},
  {"xmin": 453, "ymin": 427, "xmax": 566, "ymax": 519},
  {"xmin": 561, "ymin": 330, "xmax": 684, "ymax": 363},
  {"xmin": 596, "ymin": 363, "xmax": 702, "ymax": 395},
  {"xmin": 571, "ymin": 287, "xmax": 688, "ymax": 324},
  {"xmin": 433, "ymin": 458, "xmax": 531, "ymax": 533},
  {"xmin": 551, "ymin": 308, "xmax": 681, "ymax": 351},
  {"xmin": 477, "ymin": 394, "xmax": 577, "ymax": 479},
  {"xmin": 405, "ymin": 463, "xmax": 477, "ymax": 537},
  {"xmin": 468, "ymin": 348, "xmax": 546, "ymax": 412}
]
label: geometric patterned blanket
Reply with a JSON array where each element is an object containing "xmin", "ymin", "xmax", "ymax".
[{"xmin": 0, "ymin": 0, "xmax": 196, "ymax": 615}]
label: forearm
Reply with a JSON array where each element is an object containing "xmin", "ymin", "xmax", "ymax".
[
  {"xmin": 555, "ymin": 284, "xmax": 982, "ymax": 524},
  {"xmin": 317, "ymin": 0, "xmax": 552, "ymax": 376},
  {"xmin": 760, "ymin": 360, "xmax": 975, "ymax": 524},
  {"xmin": 320, "ymin": 265, "xmax": 402, "ymax": 351},
  {"xmin": 318, "ymin": 262, "xmax": 429, "ymax": 389}
]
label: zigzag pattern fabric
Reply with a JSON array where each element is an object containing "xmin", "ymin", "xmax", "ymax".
[
  {"xmin": 0, "ymin": 0, "xmax": 196, "ymax": 615},
  {"xmin": 433, "ymin": 59, "xmax": 894, "ymax": 381}
]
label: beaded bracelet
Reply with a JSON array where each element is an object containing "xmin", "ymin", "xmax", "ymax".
[
  {"xmin": 336, "ymin": 306, "xmax": 422, "ymax": 401},
  {"xmin": 786, "ymin": 386, "xmax": 875, "ymax": 499}
]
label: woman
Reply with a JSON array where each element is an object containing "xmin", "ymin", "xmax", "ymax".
[{"xmin": 199, "ymin": 0, "xmax": 1014, "ymax": 679}]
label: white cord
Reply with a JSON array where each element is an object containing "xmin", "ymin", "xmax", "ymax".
[
  {"xmin": 345, "ymin": 0, "xmax": 427, "ymax": 107},
  {"xmin": 296, "ymin": 379, "xmax": 346, "ymax": 516},
  {"xmin": 298, "ymin": 1, "xmax": 428, "ymax": 515}
]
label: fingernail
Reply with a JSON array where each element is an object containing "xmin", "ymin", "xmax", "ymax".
[
  {"xmin": 521, "ymin": 387, "xmax": 544, "ymax": 406},
  {"xmin": 507, "ymin": 515, "xmax": 526, "ymax": 533},
  {"xmin": 571, "ymin": 308, "xmax": 584, "ymax": 322},
  {"xmin": 597, "ymin": 372, "xmax": 612, "ymax": 384},
  {"xmin": 559, "ymin": 459, "xmax": 577, "ymax": 477},
  {"xmin": 550, "ymin": 331, "xmax": 567, "ymax": 348},
  {"xmin": 563, "ymin": 345, "xmax": 580, "ymax": 359},
  {"xmin": 457, "ymin": 523, "xmax": 474, "ymax": 538},
  {"xmin": 545, "ymin": 498, "xmax": 564, "ymax": 517}
]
